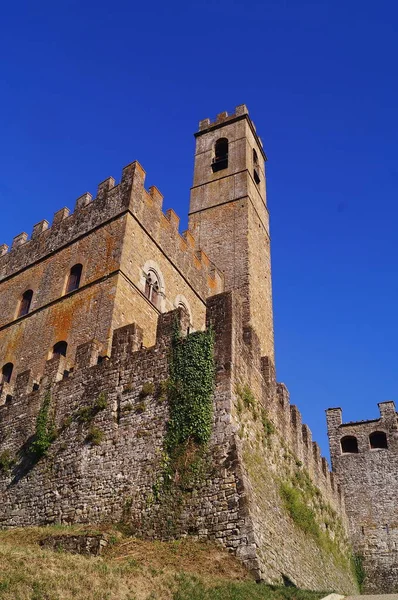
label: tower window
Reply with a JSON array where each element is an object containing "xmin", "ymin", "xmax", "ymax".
[
  {"xmin": 341, "ymin": 435, "xmax": 359, "ymax": 454},
  {"xmin": 144, "ymin": 270, "xmax": 161, "ymax": 309},
  {"xmin": 18, "ymin": 289, "xmax": 33, "ymax": 317},
  {"xmin": 52, "ymin": 341, "xmax": 68, "ymax": 358},
  {"xmin": 369, "ymin": 431, "xmax": 388, "ymax": 449},
  {"xmin": 1, "ymin": 363, "xmax": 14, "ymax": 384},
  {"xmin": 253, "ymin": 148, "xmax": 260, "ymax": 185},
  {"xmin": 212, "ymin": 138, "xmax": 229, "ymax": 172},
  {"xmin": 66, "ymin": 264, "xmax": 83, "ymax": 293}
]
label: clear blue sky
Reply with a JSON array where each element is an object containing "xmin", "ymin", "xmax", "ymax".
[{"xmin": 1, "ymin": 0, "xmax": 397, "ymax": 458}]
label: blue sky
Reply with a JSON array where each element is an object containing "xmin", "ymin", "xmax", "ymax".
[{"xmin": 1, "ymin": 0, "xmax": 397, "ymax": 457}]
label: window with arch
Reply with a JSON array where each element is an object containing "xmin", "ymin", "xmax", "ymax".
[
  {"xmin": 341, "ymin": 435, "xmax": 359, "ymax": 454},
  {"xmin": 144, "ymin": 269, "xmax": 161, "ymax": 309},
  {"xmin": 52, "ymin": 341, "xmax": 68, "ymax": 358},
  {"xmin": 212, "ymin": 138, "xmax": 229, "ymax": 172},
  {"xmin": 1, "ymin": 363, "xmax": 14, "ymax": 384},
  {"xmin": 66, "ymin": 264, "xmax": 83, "ymax": 293},
  {"xmin": 253, "ymin": 148, "xmax": 260, "ymax": 185},
  {"xmin": 18, "ymin": 289, "xmax": 33, "ymax": 317},
  {"xmin": 369, "ymin": 431, "xmax": 388, "ymax": 449}
]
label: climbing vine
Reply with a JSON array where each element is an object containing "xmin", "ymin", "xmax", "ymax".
[
  {"xmin": 29, "ymin": 391, "xmax": 56, "ymax": 459},
  {"xmin": 153, "ymin": 320, "xmax": 215, "ymax": 501}
]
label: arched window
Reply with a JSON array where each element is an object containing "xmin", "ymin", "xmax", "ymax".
[
  {"xmin": 18, "ymin": 289, "xmax": 33, "ymax": 317},
  {"xmin": 66, "ymin": 264, "xmax": 83, "ymax": 293},
  {"xmin": 52, "ymin": 341, "xmax": 68, "ymax": 358},
  {"xmin": 144, "ymin": 270, "xmax": 161, "ymax": 309},
  {"xmin": 1, "ymin": 363, "xmax": 14, "ymax": 384},
  {"xmin": 369, "ymin": 431, "xmax": 388, "ymax": 449},
  {"xmin": 212, "ymin": 138, "xmax": 229, "ymax": 172},
  {"xmin": 253, "ymin": 148, "xmax": 260, "ymax": 184},
  {"xmin": 341, "ymin": 435, "xmax": 359, "ymax": 454}
]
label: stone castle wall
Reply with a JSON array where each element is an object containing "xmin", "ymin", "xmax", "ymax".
[
  {"xmin": 0, "ymin": 161, "xmax": 223, "ymax": 385},
  {"xmin": 327, "ymin": 403, "xmax": 398, "ymax": 593},
  {"xmin": 0, "ymin": 292, "xmax": 357, "ymax": 592}
]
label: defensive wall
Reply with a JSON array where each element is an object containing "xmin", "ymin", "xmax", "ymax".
[
  {"xmin": 0, "ymin": 161, "xmax": 223, "ymax": 383},
  {"xmin": 0, "ymin": 291, "xmax": 358, "ymax": 592},
  {"xmin": 327, "ymin": 402, "xmax": 398, "ymax": 593}
]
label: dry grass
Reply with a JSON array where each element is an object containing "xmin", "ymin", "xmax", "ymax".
[
  {"xmin": 0, "ymin": 526, "xmax": 326, "ymax": 600},
  {"xmin": 0, "ymin": 525, "xmax": 247, "ymax": 600}
]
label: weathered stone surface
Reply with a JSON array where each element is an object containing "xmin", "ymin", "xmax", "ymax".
[
  {"xmin": 327, "ymin": 403, "xmax": 398, "ymax": 593},
  {"xmin": 0, "ymin": 106, "xmax": 361, "ymax": 593},
  {"xmin": 39, "ymin": 534, "xmax": 108, "ymax": 555}
]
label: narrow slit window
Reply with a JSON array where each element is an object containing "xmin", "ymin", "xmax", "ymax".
[
  {"xmin": 18, "ymin": 289, "xmax": 33, "ymax": 317},
  {"xmin": 52, "ymin": 341, "xmax": 68, "ymax": 358},
  {"xmin": 1, "ymin": 362, "xmax": 14, "ymax": 384},
  {"xmin": 66, "ymin": 264, "xmax": 83, "ymax": 293},
  {"xmin": 253, "ymin": 148, "xmax": 260, "ymax": 184},
  {"xmin": 212, "ymin": 138, "xmax": 229, "ymax": 172},
  {"xmin": 341, "ymin": 435, "xmax": 359, "ymax": 454}
]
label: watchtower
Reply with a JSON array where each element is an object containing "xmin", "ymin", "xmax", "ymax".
[{"xmin": 188, "ymin": 105, "xmax": 274, "ymax": 362}]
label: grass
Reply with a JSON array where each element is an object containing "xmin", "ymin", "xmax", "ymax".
[{"xmin": 0, "ymin": 526, "xmax": 327, "ymax": 600}]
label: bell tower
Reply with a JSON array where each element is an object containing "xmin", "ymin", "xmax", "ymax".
[{"xmin": 188, "ymin": 105, "xmax": 274, "ymax": 363}]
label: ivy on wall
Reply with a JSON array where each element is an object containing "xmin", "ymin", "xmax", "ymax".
[
  {"xmin": 152, "ymin": 321, "xmax": 215, "ymax": 501},
  {"xmin": 29, "ymin": 391, "xmax": 56, "ymax": 459}
]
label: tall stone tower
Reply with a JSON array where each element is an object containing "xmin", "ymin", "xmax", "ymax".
[{"xmin": 189, "ymin": 105, "xmax": 274, "ymax": 362}]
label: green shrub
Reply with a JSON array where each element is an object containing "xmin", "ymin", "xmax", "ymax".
[
  {"xmin": 140, "ymin": 382, "xmax": 155, "ymax": 398},
  {"xmin": 94, "ymin": 392, "xmax": 107, "ymax": 411},
  {"xmin": 0, "ymin": 450, "xmax": 14, "ymax": 473},
  {"xmin": 76, "ymin": 393, "xmax": 107, "ymax": 423},
  {"xmin": 86, "ymin": 427, "xmax": 104, "ymax": 446},
  {"xmin": 134, "ymin": 401, "xmax": 146, "ymax": 414},
  {"xmin": 235, "ymin": 384, "xmax": 256, "ymax": 411},
  {"xmin": 280, "ymin": 482, "xmax": 319, "ymax": 538}
]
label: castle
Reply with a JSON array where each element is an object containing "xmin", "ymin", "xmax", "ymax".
[{"xmin": 0, "ymin": 105, "xmax": 395, "ymax": 593}]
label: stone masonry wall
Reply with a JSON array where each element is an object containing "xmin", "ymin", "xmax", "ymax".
[
  {"xmin": 327, "ymin": 403, "xmax": 398, "ymax": 593},
  {"xmin": 0, "ymin": 161, "xmax": 223, "ymax": 385},
  {"xmin": 0, "ymin": 292, "xmax": 357, "ymax": 592}
]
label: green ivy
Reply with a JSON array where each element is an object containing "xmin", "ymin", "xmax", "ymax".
[
  {"xmin": 165, "ymin": 323, "xmax": 215, "ymax": 452},
  {"xmin": 29, "ymin": 391, "xmax": 56, "ymax": 459},
  {"xmin": 152, "ymin": 321, "xmax": 215, "ymax": 502},
  {"xmin": 352, "ymin": 553, "xmax": 366, "ymax": 590}
]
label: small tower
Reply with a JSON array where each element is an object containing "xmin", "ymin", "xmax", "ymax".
[{"xmin": 189, "ymin": 105, "xmax": 274, "ymax": 362}]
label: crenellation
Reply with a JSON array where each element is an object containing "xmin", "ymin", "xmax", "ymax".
[
  {"xmin": 111, "ymin": 323, "xmax": 144, "ymax": 359},
  {"xmin": 164, "ymin": 208, "xmax": 180, "ymax": 230},
  {"xmin": 31, "ymin": 220, "xmax": 49, "ymax": 239},
  {"xmin": 74, "ymin": 192, "xmax": 92, "ymax": 211},
  {"xmin": 41, "ymin": 354, "xmax": 68, "ymax": 387},
  {"xmin": 75, "ymin": 339, "xmax": 102, "ymax": 370},
  {"xmin": 148, "ymin": 185, "xmax": 163, "ymax": 209},
  {"xmin": 52, "ymin": 207, "xmax": 70, "ymax": 226},
  {"xmin": 12, "ymin": 232, "xmax": 28, "ymax": 249},
  {"xmin": 14, "ymin": 370, "xmax": 34, "ymax": 397},
  {"xmin": 96, "ymin": 176, "xmax": 115, "ymax": 200},
  {"xmin": 0, "ymin": 244, "xmax": 8, "ymax": 256}
]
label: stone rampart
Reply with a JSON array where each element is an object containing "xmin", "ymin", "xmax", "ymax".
[{"xmin": 0, "ymin": 292, "xmax": 357, "ymax": 592}]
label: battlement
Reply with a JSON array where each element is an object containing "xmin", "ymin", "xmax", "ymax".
[
  {"xmin": 0, "ymin": 161, "xmax": 223, "ymax": 296},
  {"xmin": 196, "ymin": 104, "xmax": 265, "ymax": 152}
]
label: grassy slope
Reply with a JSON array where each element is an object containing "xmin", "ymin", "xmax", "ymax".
[{"xmin": 0, "ymin": 526, "xmax": 328, "ymax": 600}]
